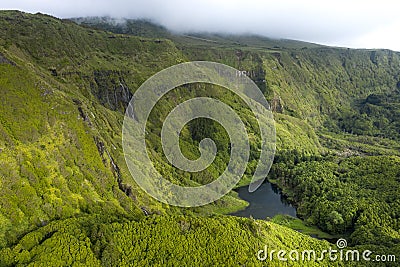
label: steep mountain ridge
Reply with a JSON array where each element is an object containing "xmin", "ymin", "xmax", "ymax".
[
  {"xmin": 0, "ymin": 10, "xmax": 187, "ymax": 247},
  {"xmin": 0, "ymin": 10, "xmax": 399, "ymax": 266}
]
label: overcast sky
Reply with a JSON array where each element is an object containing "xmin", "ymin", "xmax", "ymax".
[{"xmin": 2, "ymin": 0, "xmax": 400, "ymax": 51}]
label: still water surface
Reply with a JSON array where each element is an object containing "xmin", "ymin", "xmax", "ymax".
[{"xmin": 231, "ymin": 182, "xmax": 296, "ymax": 219}]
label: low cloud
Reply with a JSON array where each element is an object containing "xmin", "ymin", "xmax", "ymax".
[{"xmin": 2, "ymin": 0, "xmax": 400, "ymax": 51}]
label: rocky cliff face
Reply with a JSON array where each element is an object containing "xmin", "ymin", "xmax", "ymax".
[
  {"xmin": 91, "ymin": 70, "xmax": 133, "ymax": 111},
  {"xmin": 271, "ymin": 94, "xmax": 284, "ymax": 113}
]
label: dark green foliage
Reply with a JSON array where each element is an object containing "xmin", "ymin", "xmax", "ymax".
[
  {"xmin": 333, "ymin": 92, "xmax": 400, "ymax": 139},
  {"xmin": 0, "ymin": 10, "xmax": 186, "ymax": 249},
  {"xmin": 1, "ymin": 10, "xmax": 400, "ymax": 266},
  {"xmin": 0, "ymin": 215, "xmax": 344, "ymax": 267},
  {"xmin": 269, "ymin": 155, "xmax": 400, "ymax": 254}
]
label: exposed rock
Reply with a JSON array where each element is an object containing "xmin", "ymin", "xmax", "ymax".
[
  {"xmin": 39, "ymin": 219, "xmax": 49, "ymax": 227},
  {"xmin": 0, "ymin": 52, "xmax": 16, "ymax": 66},
  {"xmin": 235, "ymin": 49, "xmax": 243, "ymax": 63},
  {"xmin": 49, "ymin": 67, "xmax": 58, "ymax": 76},
  {"xmin": 72, "ymin": 98, "xmax": 82, "ymax": 106},
  {"xmin": 125, "ymin": 102, "xmax": 136, "ymax": 121},
  {"xmin": 102, "ymin": 146, "xmax": 136, "ymax": 201},
  {"xmin": 73, "ymin": 98, "xmax": 93, "ymax": 126},
  {"xmin": 119, "ymin": 183, "xmax": 136, "ymax": 201},
  {"xmin": 271, "ymin": 52, "xmax": 284, "ymax": 67},
  {"xmin": 141, "ymin": 207, "xmax": 150, "ymax": 216},
  {"xmin": 94, "ymin": 136, "xmax": 106, "ymax": 164},
  {"xmin": 77, "ymin": 106, "xmax": 91, "ymax": 124},
  {"xmin": 106, "ymin": 148, "xmax": 120, "ymax": 179},
  {"xmin": 271, "ymin": 94, "xmax": 284, "ymax": 113},
  {"xmin": 91, "ymin": 70, "xmax": 133, "ymax": 111},
  {"xmin": 40, "ymin": 86, "xmax": 54, "ymax": 96}
]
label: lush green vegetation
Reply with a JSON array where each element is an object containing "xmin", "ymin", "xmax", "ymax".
[
  {"xmin": 0, "ymin": 10, "xmax": 399, "ymax": 266},
  {"xmin": 332, "ymin": 92, "xmax": 400, "ymax": 140},
  {"xmin": 0, "ymin": 214, "xmax": 349, "ymax": 266},
  {"xmin": 271, "ymin": 214, "xmax": 336, "ymax": 240},
  {"xmin": 269, "ymin": 152, "xmax": 400, "ymax": 258}
]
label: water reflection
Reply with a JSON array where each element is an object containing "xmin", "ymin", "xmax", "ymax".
[{"xmin": 231, "ymin": 182, "xmax": 296, "ymax": 219}]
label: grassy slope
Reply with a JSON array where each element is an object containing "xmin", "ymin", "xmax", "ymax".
[
  {"xmin": 0, "ymin": 11, "xmax": 333, "ymax": 266},
  {"xmin": 0, "ymin": 10, "xmax": 193, "ymax": 245},
  {"xmin": 79, "ymin": 15, "xmax": 400, "ymax": 153},
  {"xmin": 0, "ymin": 10, "xmax": 399, "ymax": 266}
]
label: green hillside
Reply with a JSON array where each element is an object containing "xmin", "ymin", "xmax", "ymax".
[{"xmin": 0, "ymin": 10, "xmax": 399, "ymax": 266}]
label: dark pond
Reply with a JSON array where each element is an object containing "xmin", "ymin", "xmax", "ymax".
[{"xmin": 231, "ymin": 182, "xmax": 297, "ymax": 219}]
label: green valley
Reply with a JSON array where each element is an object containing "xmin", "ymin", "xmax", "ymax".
[{"xmin": 0, "ymin": 10, "xmax": 399, "ymax": 266}]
